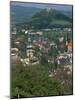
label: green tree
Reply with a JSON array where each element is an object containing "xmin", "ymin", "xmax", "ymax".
[{"xmin": 48, "ymin": 46, "xmax": 59, "ymax": 69}]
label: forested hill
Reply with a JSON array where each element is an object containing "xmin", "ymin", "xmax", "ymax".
[{"xmin": 26, "ymin": 9, "xmax": 72, "ymax": 29}]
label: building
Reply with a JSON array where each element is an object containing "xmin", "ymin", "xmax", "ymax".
[
  {"xmin": 27, "ymin": 31, "xmax": 43, "ymax": 35},
  {"xmin": 66, "ymin": 40, "xmax": 72, "ymax": 52},
  {"xmin": 11, "ymin": 48, "xmax": 20, "ymax": 64},
  {"xmin": 57, "ymin": 54, "xmax": 71, "ymax": 65},
  {"xmin": 50, "ymin": 42, "xmax": 57, "ymax": 48},
  {"xmin": 11, "ymin": 48, "xmax": 19, "ymax": 52},
  {"xmin": 59, "ymin": 37, "xmax": 64, "ymax": 42},
  {"xmin": 26, "ymin": 45, "xmax": 34, "ymax": 58},
  {"xmin": 26, "ymin": 32, "xmax": 34, "ymax": 59}
]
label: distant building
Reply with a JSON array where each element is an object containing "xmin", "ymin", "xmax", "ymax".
[
  {"xmin": 59, "ymin": 37, "xmax": 64, "ymax": 42},
  {"xmin": 15, "ymin": 41, "xmax": 20, "ymax": 45},
  {"xmin": 50, "ymin": 42, "xmax": 55, "ymax": 46},
  {"xmin": 22, "ymin": 29, "xmax": 25, "ymax": 32},
  {"xmin": 26, "ymin": 45, "xmax": 34, "ymax": 58},
  {"xmin": 11, "ymin": 48, "xmax": 20, "ymax": 64},
  {"xmin": 12, "ymin": 27, "xmax": 17, "ymax": 34},
  {"xmin": 64, "ymin": 28, "xmax": 72, "ymax": 32},
  {"xmin": 57, "ymin": 54, "xmax": 70, "ymax": 65},
  {"xmin": 12, "ymin": 31, "xmax": 17, "ymax": 35},
  {"xmin": 43, "ymin": 29, "xmax": 51, "ymax": 31},
  {"xmin": 50, "ymin": 42, "xmax": 57, "ymax": 48},
  {"xmin": 11, "ymin": 48, "xmax": 19, "ymax": 58},
  {"xmin": 66, "ymin": 40, "xmax": 72, "ymax": 52},
  {"xmin": 36, "ymin": 32, "xmax": 43, "ymax": 35},
  {"xmin": 11, "ymin": 48, "xmax": 19, "ymax": 52},
  {"xmin": 26, "ymin": 32, "xmax": 34, "ymax": 59},
  {"xmin": 28, "ymin": 31, "xmax": 43, "ymax": 35}
]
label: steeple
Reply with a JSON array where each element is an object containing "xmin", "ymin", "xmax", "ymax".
[{"xmin": 26, "ymin": 31, "xmax": 33, "ymax": 59}]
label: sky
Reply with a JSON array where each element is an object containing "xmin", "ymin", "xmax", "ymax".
[{"xmin": 11, "ymin": 1, "xmax": 72, "ymax": 12}]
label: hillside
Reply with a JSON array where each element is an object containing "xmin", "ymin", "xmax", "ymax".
[
  {"xmin": 27, "ymin": 9, "xmax": 72, "ymax": 29},
  {"xmin": 62, "ymin": 11, "xmax": 72, "ymax": 18}
]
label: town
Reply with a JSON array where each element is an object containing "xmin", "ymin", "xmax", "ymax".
[
  {"xmin": 11, "ymin": 26, "xmax": 73, "ymax": 98},
  {"xmin": 11, "ymin": 27, "xmax": 72, "ymax": 66}
]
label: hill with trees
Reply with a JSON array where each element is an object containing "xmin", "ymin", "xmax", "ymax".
[{"xmin": 26, "ymin": 9, "xmax": 72, "ymax": 29}]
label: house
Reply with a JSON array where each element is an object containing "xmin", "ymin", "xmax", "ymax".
[
  {"xmin": 43, "ymin": 29, "xmax": 51, "ymax": 31},
  {"xmin": 12, "ymin": 31, "xmax": 17, "ymax": 35},
  {"xmin": 64, "ymin": 28, "xmax": 72, "ymax": 32},
  {"xmin": 36, "ymin": 31, "xmax": 43, "ymax": 35},
  {"xmin": 27, "ymin": 31, "xmax": 43, "ymax": 36},
  {"xmin": 66, "ymin": 53, "xmax": 72, "ymax": 64},
  {"xmin": 57, "ymin": 54, "xmax": 70, "ymax": 65},
  {"xmin": 50, "ymin": 42, "xmax": 57, "ymax": 48},
  {"xmin": 59, "ymin": 37, "xmax": 64, "ymax": 42},
  {"xmin": 11, "ymin": 48, "xmax": 19, "ymax": 58},
  {"xmin": 66, "ymin": 40, "xmax": 72, "ymax": 52},
  {"xmin": 11, "ymin": 48, "xmax": 19, "ymax": 52},
  {"xmin": 11, "ymin": 48, "xmax": 20, "ymax": 64},
  {"xmin": 22, "ymin": 29, "xmax": 25, "ymax": 32}
]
